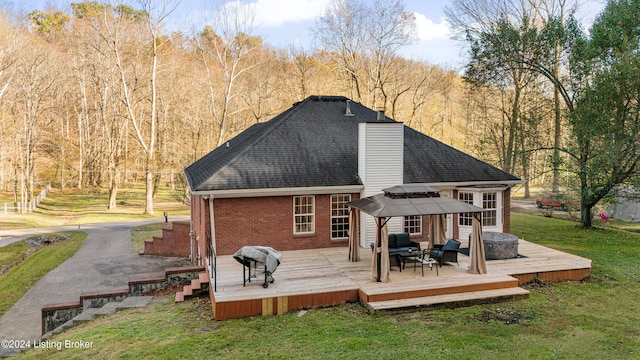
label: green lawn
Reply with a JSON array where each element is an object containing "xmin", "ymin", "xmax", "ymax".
[
  {"xmin": 15, "ymin": 213, "xmax": 640, "ymax": 359},
  {"xmin": 0, "ymin": 187, "xmax": 189, "ymax": 230},
  {"xmin": 0, "ymin": 232, "xmax": 86, "ymax": 317}
]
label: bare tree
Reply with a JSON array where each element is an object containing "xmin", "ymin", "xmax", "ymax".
[
  {"xmin": 103, "ymin": 0, "xmax": 178, "ymax": 214},
  {"xmin": 196, "ymin": 1, "xmax": 259, "ymax": 147},
  {"xmin": 12, "ymin": 49, "xmax": 58, "ymax": 212},
  {"xmin": 313, "ymin": 0, "xmax": 416, "ymax": 109},
  {"xmin": 0, "ymin": 12, "xmax": 19, "ymax": 192}
]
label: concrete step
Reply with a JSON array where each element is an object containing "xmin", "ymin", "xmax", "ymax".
[
  {"xmin": 116, "ymin": 296, "xmax": 153, "ymax": 310},
  {"xmin": 94, "ymin": 302, "xmax": 119, "ymax": 316},
  {"xmin": 71, "ymin": 308, "xmax": 99, "ymax": 324},
  {"xmin": 366, "ymin": 287, "xmax": 530, "ymax": 312},
  {"xmin": 44, "ymin": 296, "xmax": 155, "ymax": 339}
]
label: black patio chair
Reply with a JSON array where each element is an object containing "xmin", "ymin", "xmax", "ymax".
[{"xmin": 429, "ymin": 239, "xmax": 461, "ymax": 267}]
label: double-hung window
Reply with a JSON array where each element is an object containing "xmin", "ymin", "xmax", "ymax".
[
  {"xmin": 458, "ymin": 191, "xmax": 474, "ymax": 226},
  {"xmin": 293, "ymin": 196, "xmax": 315, "ymax": 234},
  {"xmin": 403, "ymin": 215, "xmax": 422, "ymax": 235},
  {"xmin": 331, "ymin": 194, "xmax": 351, "ymax": 239},
  {"xmin": 482, "ymin": 192, "xmax": 497, "ymax": 227}
]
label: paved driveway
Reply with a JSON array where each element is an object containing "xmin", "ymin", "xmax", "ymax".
[{"xmin": 0, "ymin": 218, "xmax": 190, "ymax": 356}]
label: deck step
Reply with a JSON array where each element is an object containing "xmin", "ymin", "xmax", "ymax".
[
  {"xmin": 366, "ymin": 287, "xmax": 530, "ymax": 312},
  {"xmin": 199, "ymin": 272, "xmax": 209, "ymax": 283},
  {"xmin": 191, "ymin": 278, "xmax": 201, "ymax": 290},
  {"xmin": 174, "ymin": 272, "xmax": 208, "ymax": 303}
]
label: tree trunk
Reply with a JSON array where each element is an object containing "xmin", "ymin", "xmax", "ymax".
[
  {"xmin": 552, "ymin": 82, "xmax": 561, "ymax": 193},
  {"xmin": 108, "ymin": 174, "xmax": 118, "ymax": 210},
  {"xmin": 145, "ymin": 159, "xmax": 154, "ymax": 215},
  {"xmin": 581, "ymin": 203, "xmax": 592, "ymax": 228}
]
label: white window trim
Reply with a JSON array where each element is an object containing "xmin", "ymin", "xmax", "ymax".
[
  {"xmin": 458, "ymin": 191, "xmax": 474, "ymax": 227},
  {"xmin": 293, "ymin": 195, "xmax": 315, "ymax": 235},
  {"xmin": 330, "ymin": 194, "xmax": 351, "ymax": 240},
  {"xmin": 458, "ymin": 189, "xmax": 503, "ymax": 234},
  {"xmin": 403, "ymin": 215, "xmax": 422, "ymax": 235},
  {"xmin": 482, "ymin": 192, "xmax": 498, "ymax": 227}
]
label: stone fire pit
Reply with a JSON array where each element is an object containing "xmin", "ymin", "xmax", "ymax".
[{"xmin": 482, "ymin": 232, "xmax": 519, "ymax": 260}]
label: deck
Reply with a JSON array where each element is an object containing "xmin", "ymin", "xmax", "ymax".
[{"xmin": 208, "ymin": 240, "xmax": 591, "ymax": 320}]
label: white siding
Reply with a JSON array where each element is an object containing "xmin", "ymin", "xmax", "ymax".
[{"xmin": 358, "ymin": 122, "xmax": 404, "ymax": 246}]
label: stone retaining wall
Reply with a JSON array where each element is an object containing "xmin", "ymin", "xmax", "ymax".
[{"xmin": 41, "ymin": 265, "xmax": 205, "ymax": 334}]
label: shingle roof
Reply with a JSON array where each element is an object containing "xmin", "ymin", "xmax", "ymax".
[{"xmin": 184, "ymin": 96, "xmax": 520, "ymax": 192}]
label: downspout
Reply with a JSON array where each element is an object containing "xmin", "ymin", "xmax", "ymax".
[
  {"xmin": 208, "ymin": 196, "xmax": 217, "ymax": 291},
  {"xmin": 189, "ymin": 194, "xmax": 194, "ymax": 263}
]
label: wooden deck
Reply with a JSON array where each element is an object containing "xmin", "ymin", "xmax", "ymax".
[{"xmin": 208, "ymin": 240, "xmax": 591, "ymax": 320}]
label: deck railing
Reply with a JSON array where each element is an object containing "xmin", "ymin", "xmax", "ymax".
[{"xmin": 206, "ymin": 234, "xmax": 217, "ymax": 292}]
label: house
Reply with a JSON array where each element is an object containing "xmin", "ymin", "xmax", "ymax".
[{"xmin": 183, "ymin": 95, "xmax": 522, "ymax": 265}]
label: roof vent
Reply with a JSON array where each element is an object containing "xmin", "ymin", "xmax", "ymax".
[
  {"xmin": 377, "ymin": 109, "xmax": 385, "ymax": 122},
  {"xmin": 345, "ymin": 100, "xmax": 354, "ymax": 116}
]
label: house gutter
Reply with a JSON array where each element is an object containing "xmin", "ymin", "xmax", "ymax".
[
  {"xmin": 191, "ymin": 185, "xmax": 364, "ymax": 199},
  {"xmin": 191, "ymin": 181, "xmax": 524, "ymax": 199},
  {"xmin": 420, "ymin": 180, "xmax": 525, "ymax": 189}
]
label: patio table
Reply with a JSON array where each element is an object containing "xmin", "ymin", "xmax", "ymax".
[{"xmin": 398, "ymin": 250, "xmax": 438, "ymax": 277}]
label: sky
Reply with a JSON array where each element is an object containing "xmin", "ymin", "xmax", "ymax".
[{"xmin": 11, "ymin": 0, "xmax": 607, "ymax": 71}]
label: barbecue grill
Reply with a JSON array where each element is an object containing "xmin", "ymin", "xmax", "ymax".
[{"xmin": 233, "ymin": 246, "xmax": 282, "ymax": 288}]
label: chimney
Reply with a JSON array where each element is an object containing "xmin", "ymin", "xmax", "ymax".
[{"xmin": 358, "ymin": 108, "xmax": 404, "ymax": 245}]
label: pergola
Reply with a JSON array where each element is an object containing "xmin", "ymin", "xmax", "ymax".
[{"xmin": 348, "ymin": 184, "xmax": 487, "ymax": 282}]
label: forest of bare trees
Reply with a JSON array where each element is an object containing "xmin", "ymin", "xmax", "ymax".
[{"xmin": 0, "ymin": 0, "xmax": 598, "ymax": 216}]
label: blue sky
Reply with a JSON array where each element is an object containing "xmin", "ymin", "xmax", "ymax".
[{"xmin": 12, "ymin": 0, "xmax": 606, "ymax": 71}]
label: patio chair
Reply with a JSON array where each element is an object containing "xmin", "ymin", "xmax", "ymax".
[{"xmin": 429, "ymin": 239, "xmax": 461, "ymax": 267}]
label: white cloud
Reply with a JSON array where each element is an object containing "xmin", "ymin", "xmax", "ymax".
[
  {"xmin": 230, "ymin": 0, "xmax": 332, "ymax": 28},
  {"xmin": 413, "ymin": 12, "xmax": 450, "ymax": 41}
]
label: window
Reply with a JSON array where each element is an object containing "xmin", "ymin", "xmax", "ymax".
[
  {"xmin": 403, "ymin": 215, "xmax": 422, "ymax": 235},
  {"xmin": 293, "ymin": 196, "xmax": 315, "ymax": 234},
  {"xmin": 458, "ymin": 192, "xmax": 473, "ymax": 226},
  {"xmin": 482, "ymin": 192, "xmax": 497, "ymax": 227},
  {"xmin": 331, "ymin": 194, "xmax": 351, "ymax": 239}
]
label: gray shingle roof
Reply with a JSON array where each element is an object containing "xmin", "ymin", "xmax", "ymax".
[{"xmin": 184, "ymin": 96, "xmax": 520, "ymax": 192}]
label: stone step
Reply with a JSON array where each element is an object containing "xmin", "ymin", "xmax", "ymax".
[{"xmin": 366, "ymin": 287, "xmax": 530, "ymax": 312}]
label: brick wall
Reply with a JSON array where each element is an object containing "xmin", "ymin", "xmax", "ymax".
[
  {"xmin": 211, "ymin": 193, "xmax": 360, "ymax": 256},
  {"xmin": 144, "ymin": 221, "xmax": 191, "ymax": 257},
  {"xmin": 190, "ymin": 188, "xmax": 514, "ymax": 258},
  {"xmin": 503, "ymin": 187, "xmax": 511, "ymax": 233}
]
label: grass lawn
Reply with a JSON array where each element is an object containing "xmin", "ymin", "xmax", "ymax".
[
  {"xmin": 0, "ymin": 232, "xmax": 86, "ymax": 317},
  {"xmin": 0, "ymin": 187, "xmax": 189, "ymax": 230},
  {"xmin": 15, "ymin": 213, "xmax": 640, "ymax": 359}
]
